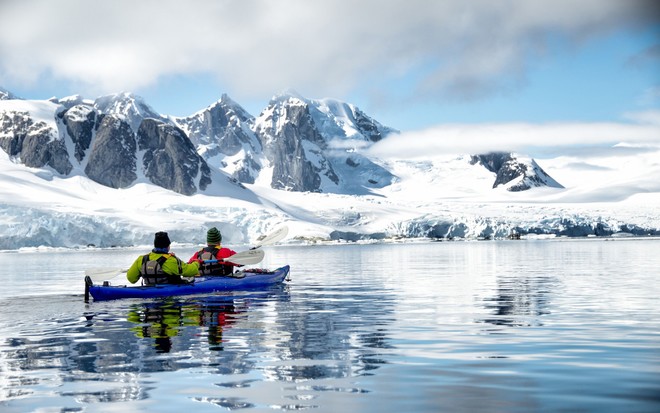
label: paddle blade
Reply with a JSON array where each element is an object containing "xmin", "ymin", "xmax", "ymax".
[
  {"xmin": 226, "ymin": 248, "xmax": 265, "ymax": 266},
  {"xmin": 254, "ymin": 226, "xmax": 288, "ymax": 248}
]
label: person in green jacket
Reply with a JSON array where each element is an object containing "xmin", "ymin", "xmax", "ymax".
[{"xmin": 127, "ymin": 231, "xmax": 200, "ymax": 285}]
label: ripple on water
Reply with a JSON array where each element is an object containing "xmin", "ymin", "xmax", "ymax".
[{"xmin": 0, "ymin": 240, "xmax": 659, "ymax": 412}]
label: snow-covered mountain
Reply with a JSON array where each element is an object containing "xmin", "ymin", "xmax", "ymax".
[
  {"xmin": 252, "ymin": 92, "xmax": 397, "ymax": 194},
  {"xmin": 173, "ymin": 94, "xmax": 263, "ymax": 185},
  {"xmin": 1, "ymin": 88, "xmax": 659, "ymax": 249},
  {"xmin": 174, "ymin": 91, "xmax": 401, "ymax": 194},
  {"xmin": 0, "ymin": 95, "xmax": 220, "ymax": 196},
  {"xmin": 470, "ymin": 152, "xmax": 564, "ymax": 191},
  {"xmin": 92, "ymin": 92, "xmax": 171, "ymax": 133},
  {"xmin": 0, "ymin": 89, "xmax": 563, "ymax": 196}
]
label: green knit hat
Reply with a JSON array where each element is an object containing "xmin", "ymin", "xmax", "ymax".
[{"xmin": 207, "ymin": 227, "xmax": 222, "ymax": 244}]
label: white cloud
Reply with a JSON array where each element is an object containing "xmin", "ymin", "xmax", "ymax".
[
  {"xmin": 367, "ymin": 110, "xmax": 660, "ymax": 159},
  {"xmin": 0, "ymin": 0, "xmax": 655, "ymax": 101}
]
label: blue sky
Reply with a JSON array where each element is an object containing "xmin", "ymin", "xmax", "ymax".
[{"xmin": 1, "ymin": 0, "xmax": 658, "ymax": 135}]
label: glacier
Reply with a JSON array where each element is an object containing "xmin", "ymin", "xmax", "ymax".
[{"xmin": 1, "ymin": 146, "xmax": 658, "ymax": 250}]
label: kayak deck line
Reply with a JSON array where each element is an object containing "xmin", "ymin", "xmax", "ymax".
[{"xmin": 84, "ymin": 265, "xmax": 290, "ymax": 302}]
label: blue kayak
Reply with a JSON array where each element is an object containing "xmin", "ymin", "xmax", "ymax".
[{"xmin": 85, "ymin": 265, "xmax": 290, "ymax": 301}]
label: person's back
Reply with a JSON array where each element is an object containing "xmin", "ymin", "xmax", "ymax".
[
  {"xmin": 188, "ymin": 227, "xmax": 237, "ymax": 276},
  {"xmin": 137, "ymin": 251, "xmax": 186, "ymax": 285},
  {"xmin": 127, "ymin": 231, "xmax": 200, "ymax": 285}
]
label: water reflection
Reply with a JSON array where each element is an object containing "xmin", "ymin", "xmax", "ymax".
[
  {"xmin": 1, "ymin": 281, "xmax": 396, "ymax": 408},
  {"xmin": 0, "ymin": 289, "xmax": 289, "ymax": 405},
  {"xmin": 255, "ymin": 285, "xmax": 395, "ymax": 383},
  {"xmin": 2, "ymin": 241, "xmax": 659, "ymax": 412},
  {"xmin": 479, "ymin": 273, "xmax": 559, "ymax": 328},
  {"xmin": 126, "ymin": 296, "xmax": 239, "ymax": 353}
]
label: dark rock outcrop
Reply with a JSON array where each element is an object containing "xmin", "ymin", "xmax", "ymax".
[
  {"xmin": 0, "ymin": 110, "xmax": 72, "ymax": 175},
  {"xmin": 84, "ymin": 115, "xmax": 137, "ymax": 188},
  {"xmin": 256, "ymin": 96, "xmax": 338, "ymax": 192},
  {"xmin": 471, "ymin": 152, "xmax": 563, "ymax": 191},
  {"xmin": 21, "ymin": 130, "xmax": 72, "ymax": 175},
  {"xmin": 62, "ymin": 105, "xmax": 96, "ymax": 162},
  {"xmin": 137, "ymin": 118, "xmax": 211, "ymax": 195},
  {"xmin": 353, "ymin": 106, "xmax": 390, "ymax": 143}
]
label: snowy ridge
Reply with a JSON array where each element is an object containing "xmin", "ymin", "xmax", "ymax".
[
  {"xmin": 312, "ymin": 97, "xmax": 398, "ymax": 143},
  {"xmin": 93, "ymin": 92, "xmax": 170, "ymax": 133},
  {"xmin": 0, "ymin": 99, "xmax": 60, "ymax": 138}
]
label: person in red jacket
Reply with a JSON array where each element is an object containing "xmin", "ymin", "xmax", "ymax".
[{"xmin": 188, "ymin": 227, "xmax": 237, "ymax": 276}]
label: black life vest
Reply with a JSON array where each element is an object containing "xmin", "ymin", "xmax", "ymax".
[
  {"xmin": 139, "ymin": 254, "xmax": 184, "ymax": 285},
  {"xmin": 196, "ymin": 247, "xmax": 233, "ymax": 276}
]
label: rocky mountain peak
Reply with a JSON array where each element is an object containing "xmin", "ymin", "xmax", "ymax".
[
  {"xmin": 256, "ymin": 93, "xmax": 310, "ymax": 132},
  {"xmin": 93, "ymin": 92, "xmax": 166, "ymax": 132},
  {"xmin": 0, "ymin": 87, "xmax": 19, "ymax": 100},
  {"xmin": 470, "ymin": 152, "xmax": 564, "ymax": 191},
  {"xmin": 252, "ymin": 92, "xmax": 396, "ymax": 193},
  {"xmin": 210, "ymin": 94, "xmax": 254, "ymax": 121},
  {"xmin": 173, "ymin": 94, "xmax": 262, "ymax": 184}
]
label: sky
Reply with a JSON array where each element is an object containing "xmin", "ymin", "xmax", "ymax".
[{"xmin": 1, "ymin": 0, "xmax": 659, "ymax": 155}]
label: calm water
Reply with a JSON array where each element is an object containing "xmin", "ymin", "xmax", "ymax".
[{"xmin": 0, "ymin": 239, "xmax": 658, "ymax": 412}]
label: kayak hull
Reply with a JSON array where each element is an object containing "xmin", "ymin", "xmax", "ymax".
[{"xmin": 86, "ymin": 265, "xmax": 290, "ymax": 301}]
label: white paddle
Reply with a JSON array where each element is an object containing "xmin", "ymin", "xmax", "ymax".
[
  {"xmin": 207, "ymin": 248, "xmax": 265, "ymax": 266},
  {"xmin": 252, "ymin": 225, "xmax": 288, "ymax": 249}
]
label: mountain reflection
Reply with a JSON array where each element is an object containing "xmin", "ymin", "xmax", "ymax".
[
  {"xmin": 479, "ymin": 274, "xmax": 559, "ymax": 328},
  {"xmin": 256, "ymin": 285, "xmax": 395, "ymax": 382}
]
